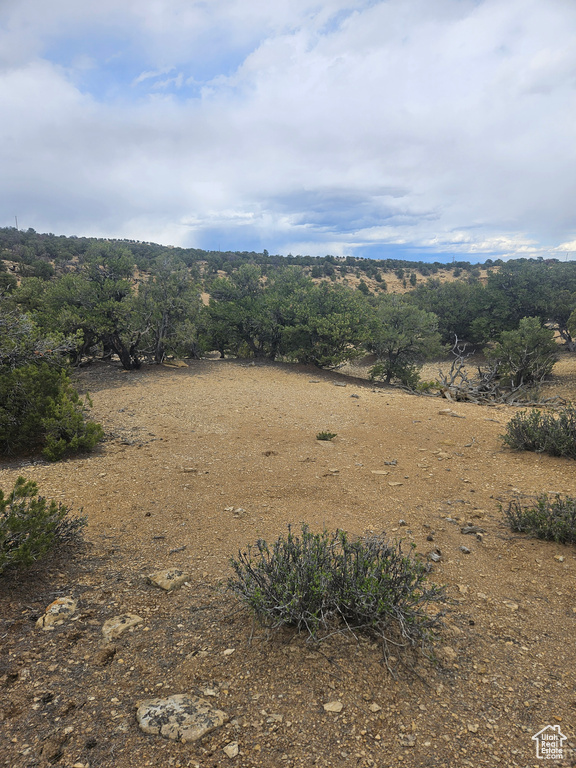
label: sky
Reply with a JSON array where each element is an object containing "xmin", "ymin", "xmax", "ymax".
[{"xmin": 1, "ymin": 0, "xmax": 575, "ymax": 263}]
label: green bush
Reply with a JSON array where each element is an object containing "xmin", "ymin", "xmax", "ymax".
[
  {"xmin": 41, "ymin": 382, "xmax": 104, "ymax": 461},
  {"xmin": 0, "ymin": 363, "xmax": 103, "ymax": 460},
  {"xmin": 369, "ymin": 361, "xmax": 421, "ymax": 389},
  {"xmin": 0, "ymin": 477, "xmax": 86, "ymax": 574},
  {"xmin": 502, "ymin": 405, "xmax": 576, "ymax": 459},
  {"xmin": 229, "ymin": 525, "xmax": 445, "ymax": 660},
  {"xmin": 316, "ymin": 431, "xmax": 337, "ymax": 441},
  {"xmin": 504, "ymin": 495, "xmax": 576, "ymax": 545}
]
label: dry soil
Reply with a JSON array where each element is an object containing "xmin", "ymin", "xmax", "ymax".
[{"xmin": 1, "ymin": 358, "xmax": 575, "ymax": 768}]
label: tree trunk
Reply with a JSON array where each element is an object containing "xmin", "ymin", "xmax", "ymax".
[{"xmin": 105, "ymin": 332, "xmax": 141, "ymax": 370}]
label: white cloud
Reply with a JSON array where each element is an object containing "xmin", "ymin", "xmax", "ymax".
[{"xmin": 0, "ymin": 0, "xmax": 575, "ymax": 259}]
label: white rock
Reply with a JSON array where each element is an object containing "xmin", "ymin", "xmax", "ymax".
[
  {"xmin": 102, "ymin": 614, "xmax": 143, "ymax": 642},
  {"xmin": 136, "ymin": 694, "xmax": 228, "ymax": 742},
  {"xmin": 323, "ymin": 700, "xmax": 344, "ymax": 713},
  {"xmin": 147, "ymin": 569, "xmax": 190, "ymax": 591},
  {"xmin": 223, "ymin": 742, "xmax": 239, "ymax": 758},
  {"xmin": 36, "ymin": 597, "xmax": 78, "ymax": 629}
]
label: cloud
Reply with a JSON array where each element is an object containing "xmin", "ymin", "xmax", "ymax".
[{"xmin": 0, "ymin": 0, "xmax": 575, "ymax": 260}]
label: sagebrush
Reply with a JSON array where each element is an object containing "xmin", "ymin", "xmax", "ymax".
[
  {"xmin": 502, "ymin": 405, "xmax": 576, "ymax": 459},
  {"xmin": 504, "ymin": 495, "xmax": 576, "ymax": 545},
  {"xmin": 229, "ymin": 524, "xmax": 445, "ymax": 662},
  {"xmin": 0, "ymin": 476, "xmax": 86, "ymax": 574}
]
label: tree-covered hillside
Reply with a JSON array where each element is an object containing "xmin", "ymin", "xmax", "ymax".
[{"xmin": 1, "ymin": 226, "xmax": 576, "ymax": 459}]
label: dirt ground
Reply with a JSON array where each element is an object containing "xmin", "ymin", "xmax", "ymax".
[{"xmin": 1, "ymin": 358, "xmax": 575, "ymax": 768}]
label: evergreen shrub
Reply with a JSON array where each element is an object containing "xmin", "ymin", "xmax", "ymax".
[
  {"xmin": 0, "ymin": 364, "xmax": 103, "ymax": 460},
  {"xmin": 0, "ymin": 477, "xmax": 86, "ymax": 574}
]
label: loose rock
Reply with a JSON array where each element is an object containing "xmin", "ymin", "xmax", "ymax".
[
  {"xmin": 136, "ymin": 694, "xmax": 229, "ymax": 742},
  {"xmin": 461, "ymin": 525, "xmax": 485, "ymax": 535},
  {"xmin": 102, "ymin": 614, "xmax": 143, "ymax": 642},
  {"xmin": 36, "ymin": 597, "xmax": 78, "ymax": 629},
  {"xmin": 323, "ymin": 701, "xmax": 344, "ymax": 713},
  {"xmin": 147, "ymin": 569, "xmax": 190, "ymax": 591},
  {"xmin": 223, "ymin": 742, "xmax": 239, "ymax": 758}
]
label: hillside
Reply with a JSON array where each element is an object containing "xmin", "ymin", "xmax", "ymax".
[
  {"xmin": 0, "ymin": 226, "xmax": 496, "ymax": 297},
  {"xmin": 1, "ymin": 360, "xmax": 575, "ymax": 767}
]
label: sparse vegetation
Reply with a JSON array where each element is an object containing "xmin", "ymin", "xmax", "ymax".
[
  {"xmin": 504, "ymin": 494, "xmax": 576, "ymax": 545},
  {"xmin": 502, "ymin": 405, "xmax": 576, "ymax": 459},
  {"xmin": 0, "ymin": 477, "xmax": 86, "ymax": 575},
  {"xmin": 316, "ymin": 431, "xmax": 337, "ymax": 441},
  {"xmin": 228, "ymin": 524, "xmax": 446, "ymax": 661}
]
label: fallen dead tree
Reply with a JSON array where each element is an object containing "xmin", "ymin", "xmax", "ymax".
[{"xmin": 437, "ymin": 338, "xmax": 565, "ymax": 407}]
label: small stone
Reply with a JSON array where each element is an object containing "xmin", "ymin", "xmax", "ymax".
[
  {"xmin": 467, "ymin": 723, "xmax": 479, "ymax": 733},
  {"xmin": 461, "ymin": 525, "xmax": 485, "ymax": 535},
  {"xmin": 369, "ymin": 703, "xmax": 382, "ymax": 712},
  {"xmin": 147, "ymin": 569, "xmax": 190, "ymax": 591},
  {"xmin": 371, "ymin": 470, "xmax": 389, "ymax": 475},
  {"xmin": 136, "ymin": 694, "xmax": 228, "ymax": 742},
  {"xmin": 400, "ymin": 734, "xmax": 416, "ymax": 747},
  {"xmin": 441, "ymin": 646, "xmax": 458, "ymax": 662},
  {"xmin": 388, "ymin": 482, "xmax": 403, "ymax": 487},
  {"xmin": 323, "ymin": 701, "xmax": 344, "ymax": 713},
  {"xmin": 460, "ymin": 546, "xmax": 471, "ymax": 554},
  {"xmin": 554, "ymin": 555, "xmax": 565, "ymax": 562},
  {"xmin": 438, "ymin": 409, "xmax": 465, "ymax": 418},
  {"xmin": 503, "ymin": 600, "xmax": 519, "ymax": 611},
  {"xmin": 428, "ymin": 551, "xmax": 442, "ymax": 563},
  {"xmin": 94, "ymin": 645, "xmax": 117, "ymax": 666},
  {"xmin": 333, "ymin": 382, "xmax": 347, "ymax": 387},
  {"xmin": 223, "ymin": 648, "xmax": 235, "ymax": 656},
  {"xmin": 102, "ymin": 614, "xmax": 143, "ymax": 642},
  {"xmin": 36, "ymin": 597, "xmax": 78, "ymax": 629},
  {"xmin": 223, "ymin": 742, "xmax": 239, "ymax": 758},
  {"xmin": 398, "ymin": 519, "xmax": 408, "ymax": 526}
]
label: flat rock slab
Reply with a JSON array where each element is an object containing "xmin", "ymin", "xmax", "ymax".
[
  {"xmin": 147, "ymin": 569, "xmax": 190, "ymax": 591},
  {"xmin": 136, "ymin": 694, "xmax": 229, "ymax": 742},
  {"xmin": 102, "ymin": 614, "xmax": 143, "ymax": 642},
  {"xmin": 36, "ymin": 597, "xmax": 78, "ymax": 629}
]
